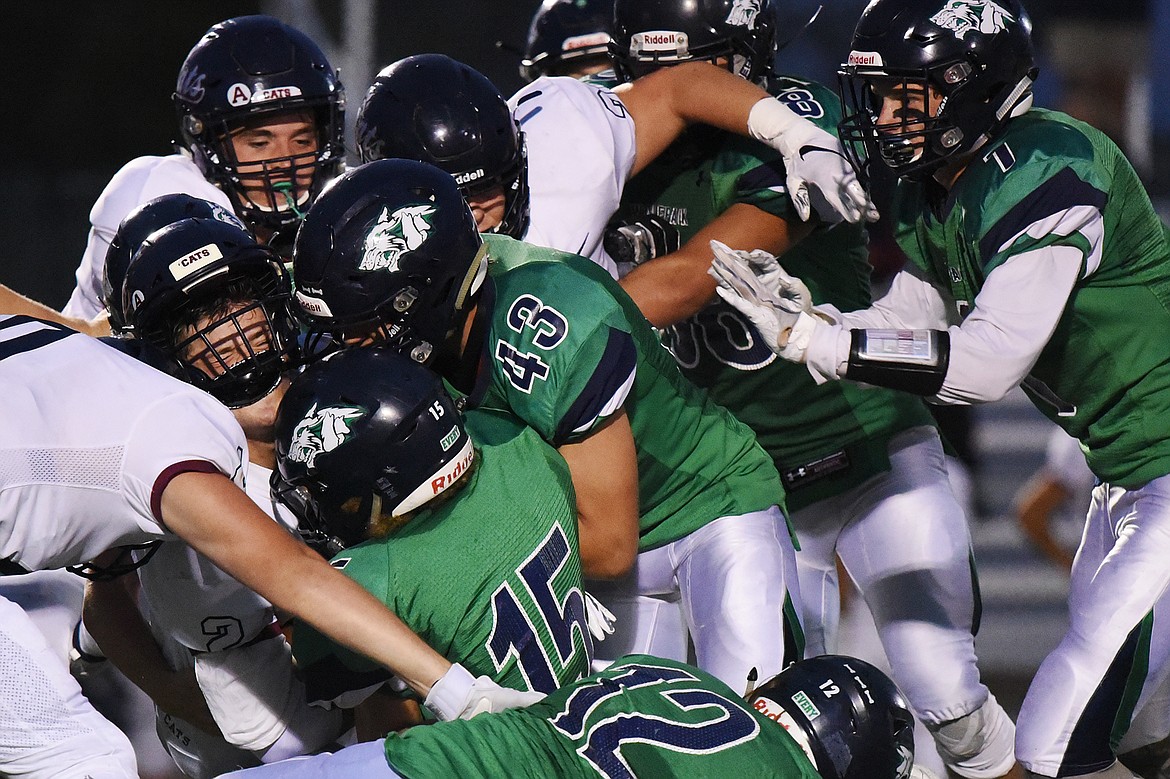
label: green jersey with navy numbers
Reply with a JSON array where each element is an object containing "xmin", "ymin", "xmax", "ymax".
[
  {"xmin": 892, "ymin": 108, "xmax": 1170, "ymax": 488},
  {"xmin": 615, "ymin": 76, "xmax": 935, "ymax": 510},
  {"xmin": 383, "ymin": 654, "xmax": 821, "ymax": 779},
  {"xmin": 478, "ymin": 233, "xmax": 784, "ymax": 549},
  {"xmin": 292, "ymin": 408, "xmax": 591, "ymax": 702}
]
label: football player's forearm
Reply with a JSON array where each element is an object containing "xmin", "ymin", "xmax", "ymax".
[
  {"xmin": 0, "ymin": 283, "xmax": 95, "ymax": 333},
  {"xmin": 558, "ymin": 411, "xmax": 640, "ymax": 579},
  {"xmin": 621, "ymin": 250, "xmax": 718, "ymax": 328},
  {"xmin": 162, "ymin": 471, "xmax": 453, "ymax": 697},
  {"xmin": 618, "ymin": 61, "xmax": 770, "ymax": 175}
]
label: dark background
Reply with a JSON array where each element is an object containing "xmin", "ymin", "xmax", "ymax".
[{"xmin": 1, "ymin": 0, "xmax": 1155, "ymax": 311}]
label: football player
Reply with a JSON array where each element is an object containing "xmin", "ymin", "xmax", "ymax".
[
  {"xmin": 0, "ymin": 313, "xmax": 541, "ymax": 777},
  {"xmin": 518, "ymin": 0, "xmax": 615, "ymax": 82},
  {"xmin": 292, "ymin": 158, "xmax": 802, "ymax": 692},
  {"xmin": 710, "ymin": 0, "xmax": 1170, "ymax": 776},
  {"xmin": 604, "ymin": 1, "xmax": 1017, "ymax": 776},
  {"xmin": 80, "ymin": 213, "xmax": 345, "ymax": 777},
  {"xmin": 63, "ymin": 15, "xmax": 345, "ymax": 320},
  {"xmin": 354, "ymin": 51, "xmax": 875, "ymax": 278},
  {"xmin": 218, "ymin": 653, "xmax": 918, "ymax": 779},
  {"xmin": 272, "ymin": 347, "xmax": 591, "ymax": 721}
]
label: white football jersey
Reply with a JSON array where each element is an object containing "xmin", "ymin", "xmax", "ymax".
[
  {"xmin": 509, "ymin": 76, "xmax": 637, "ymax": 278},
  {"xmin": 136, "ymin": 461, "xmax": 296, "ymax": 655},
  {"xmin": 0, "ymin": 317, "xmax": 247, "ymax": 571},
  {"xmin": 64, "ymin": 153, "xmax": 234, "ymax": 319}
]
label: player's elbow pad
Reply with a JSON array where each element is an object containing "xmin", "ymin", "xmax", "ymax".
[{"xmin": 844, "ymin": 328, "xmax": 949, "ymax": 396}]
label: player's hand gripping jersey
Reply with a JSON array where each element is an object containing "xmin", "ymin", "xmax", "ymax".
[
  {"xmin": 381, "ymin": 654, "xmax": 822, "ymax": 779},
  {"xmin": 0, "ymin": 317, "xmax": 246, "ymax": 572},
  {"xmin": 476, "ymin": 234, "xmax": 784, "ymax": 550},
  {"xmin": 293, "ymin": 409, "xmax": 592, "ymax": 702}
]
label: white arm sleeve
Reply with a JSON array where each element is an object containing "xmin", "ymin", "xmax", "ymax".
[
  {"xmin": 803, "ymin": 247, "xmax": 1083, "ymax": 403},
  {"xmin": 932, "ymin": 245, "xmax": 1082, "ymax": 404}
]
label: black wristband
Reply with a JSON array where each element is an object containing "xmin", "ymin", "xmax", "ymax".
[{"xmin": 846, "ymin": 328, "xmax": 949, "ymax": 395}]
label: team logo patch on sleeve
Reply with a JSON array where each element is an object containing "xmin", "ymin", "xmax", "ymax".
[
  {"xmin": 358, "ymin": 204, "xmax": 437, "ymax": 272},
  {"xmin": 930, "ymin": 0, "xmax": 1015, "ymax": 38},
  {"xmin": 287, "ymin": 402, "xmax": 368, "ymax": 468}
]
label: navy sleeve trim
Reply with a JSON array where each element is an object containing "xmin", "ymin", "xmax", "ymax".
[
  {"xmin": 553, "ymin": 327, "xmax": 637, "ymax": 446},
  {"xmin": 978, "ymin": 166, "xmax": 1106, "ymax": 267}
]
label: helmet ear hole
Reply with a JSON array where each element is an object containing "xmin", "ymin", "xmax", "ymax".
[{"xmin": 182, "ymin": 114, "xmax": 204, "ymax": 138}]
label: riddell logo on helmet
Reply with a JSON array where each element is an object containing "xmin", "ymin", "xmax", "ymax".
[
  {"xmin": 633, "ymin": 31, "xmax": 684, "ymax": 51},
  {"xmin": 431, "ymin": 445, "xmax": 475, "ymax": 494},
  {"xmin": 295, "ymin": 290, "xmax": 333, "ymax": 317},
  {"xmin": 751, "ymin": 698, "xmax": 819, "ymax": 767},
  {"xmin": 454, "ymin": 169, "xmax": 486, "ymax": 185},
  {"xmin": 563, "ymin": 32, "xmax": 610, "ymax": 52},
  {"xmin": 168, "ymin": 243, "xmax": 223, "ymax": 281},
  {"xmin": 848, "ymin": 51, "xmax": 883, "ymax": 66}
]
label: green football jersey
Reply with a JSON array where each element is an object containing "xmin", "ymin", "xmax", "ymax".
[
  {"xmin": 478, "ymin": 233, "xmax": 785, "ymax": 549},
  {"xmin": 383, "ymin": 654, "xmax": 821, "ymax": 779},
  {"xmin": 893, "ymin": 108, "xmax": 1170, "ymax": 488},
  {"xmin": 615, "ymin": 76, "xmax": 935, "ymax": 510},
  {"xmin": 293, "ymin": 408, "xmax": 591, "ymax": 701}
]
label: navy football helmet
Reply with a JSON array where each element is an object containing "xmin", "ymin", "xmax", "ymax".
[
  {"xmin": 610, "ymin": 0, "xmax": 776, "ymax": 83},
  {"xmin": 103, "ymin": 194, "xmax": 244, "ymax": 334},
  {"xmin": 291, "ymin": 159, "xmax": 486, "ymax": 367},
  {"xmin": 173, "ymin": 15, "xmax": 345, "ymax": 232},
  {"xmin": 749, "ymin": 655, "xmax": 916, "ymax": 779},
  {"xmin": 521, "ymin": 0, "xmax": 615, "ymax": 82},
  {"xmin": 122, "ymin": 217, "xmax": 300, "ymax": 407},
  {"xmin": 272, "ymin": 347, "xmax": 474, "ymax": 556},
  {"xmin": 355, "ymin": 54, "xmax": 530, "ymax": 240},
  {"xmin": 837, "ymin": 0, "xmax": 1038, "ymax": 181}
]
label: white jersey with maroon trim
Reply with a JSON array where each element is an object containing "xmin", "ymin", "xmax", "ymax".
[
  {"xmin": 509, "ymin": 76, "xmax": 637, "ymax": 278},
  {"xmin": 64, "ymin": 153, "xmax": 234, "ymax": 319},
  {"xmin": 0, "ymin": 317, "xmax": 247, "ymax": 571},
  {"xmin": 137, "ymin": 461, "xmax": 295, "ymax": 655}
]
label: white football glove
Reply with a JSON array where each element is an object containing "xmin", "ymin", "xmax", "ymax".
[
  {"xmin": 424, "ymin": 663, "xmax": 545, "ymax": 722},
  {"xmin": 709, "ymin": 240, "xmax": 812, "ymax": 314},
  {"xmin": 708, "ymin": 244, "xmax": 819, "ymax": 363},
  {"xmin": 747, "ymin": 98, "xmax": 879, "ymax": 225},
  {"xmin": 583, "ymin": 591, "xmax": 617, "ymax": 642}
]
